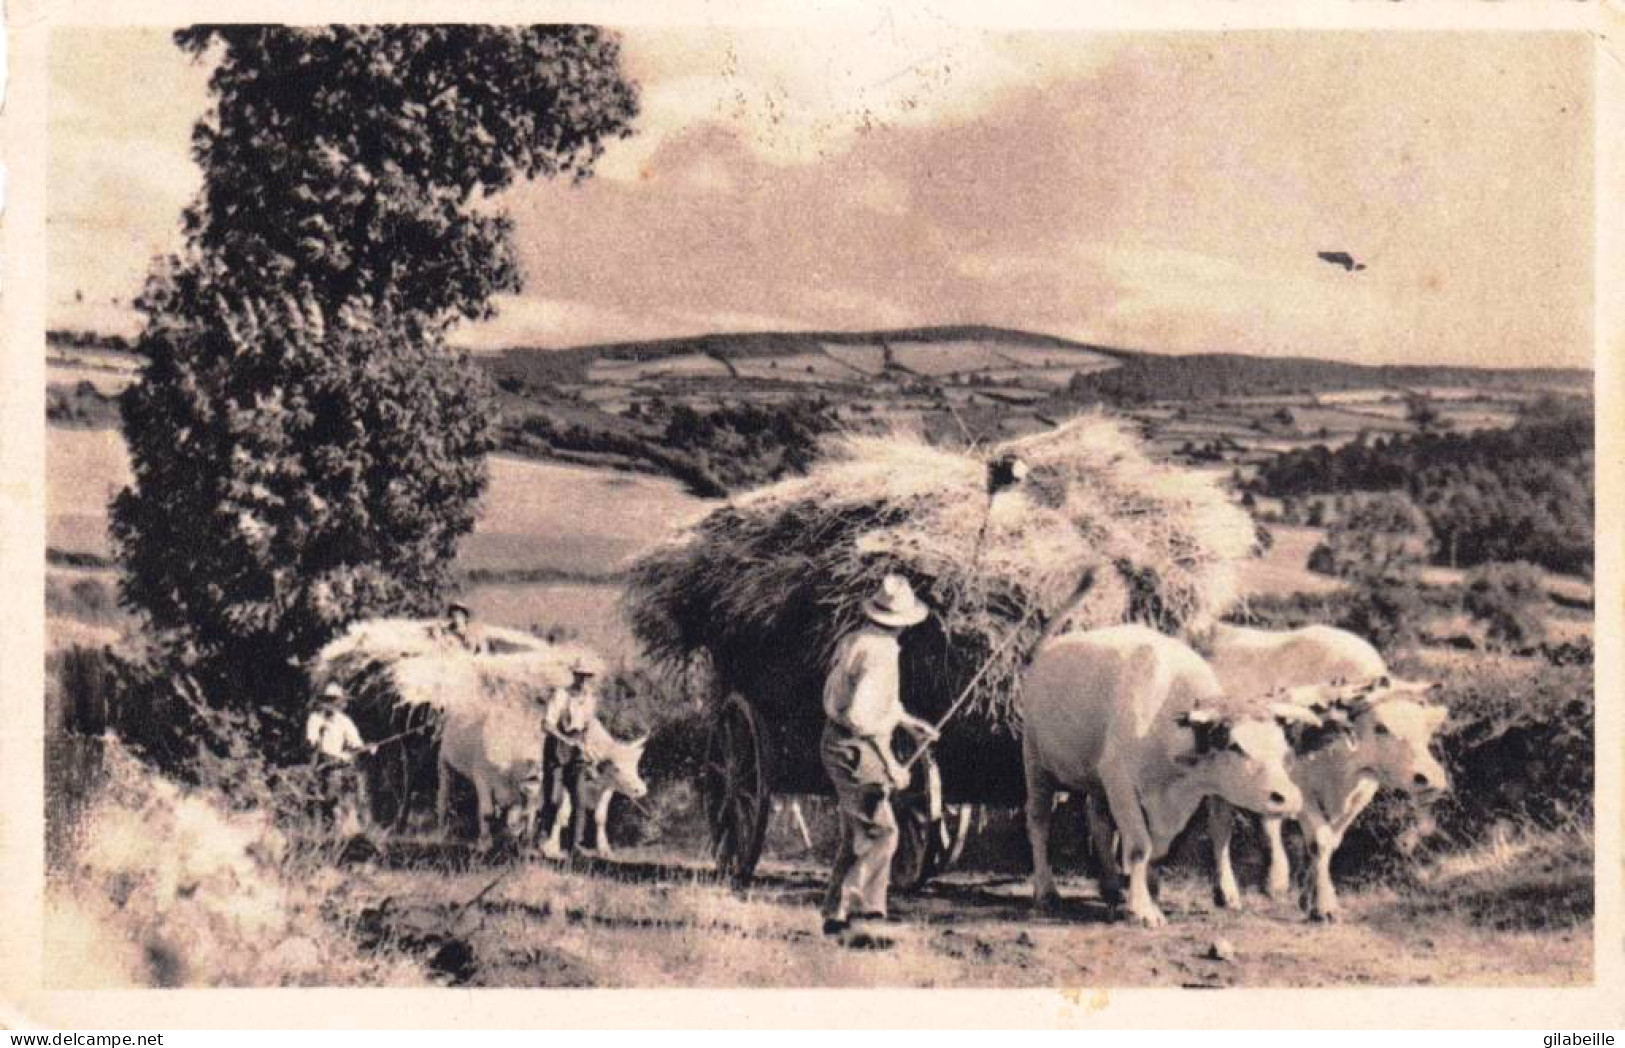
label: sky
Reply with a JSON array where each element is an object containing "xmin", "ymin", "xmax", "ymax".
[{"xmin": 47, "ymin": 24, "xmax": 1593, "ymax": 368}]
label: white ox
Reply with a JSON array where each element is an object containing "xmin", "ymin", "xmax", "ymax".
[
  {"xmin": 1020, "ymin": 625, "xmax": 1308, "ymax": 927},
  {"xmin": 437, "ymin": 702, "xmax": 547, "ymax": 849},
  {"xmin": 1202, "ymin": 624, "xmax": 1449, "ymax": 920},
  {"xmin": 538, "ymin": 719, "xmax": 650, "ymax": 858}
]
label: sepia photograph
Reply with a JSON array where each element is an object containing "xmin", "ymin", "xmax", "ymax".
[{"xmin": 3, "ymin": 0, "xmax": 1619, "ymax": 1028}]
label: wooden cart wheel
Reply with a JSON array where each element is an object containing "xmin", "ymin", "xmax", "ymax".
[
  {"xmin": 703, "ymin": 693, "xmax": 772, "ymax": 885},
  {"xmin": 890, "ymin": 751, "xmax": 945, "ymax": 892}
]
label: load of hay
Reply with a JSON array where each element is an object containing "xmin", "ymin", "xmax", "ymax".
[
  {"xmin": 623, "ymin": 415, "xmax": 1254, "ymax": 734},
  {"xmin": 309, "ymin": 617, "xmax": 604, "ymax": 720}
]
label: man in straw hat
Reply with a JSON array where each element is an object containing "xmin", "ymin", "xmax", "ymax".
[
  {"xmin": 538, "ymin": 654, "xmax": 604, "ymax": 856},
  {"xmin": 819, "ymin": 574, "xmax": 939, "ymax": 937},
  {"xmin": 305, "ymin": 682, "xmax": 371, "ymax": 834}
]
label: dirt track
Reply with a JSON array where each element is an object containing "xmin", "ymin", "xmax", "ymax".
[{"xmin": 335, "ymin": 846, "xmax": 1589, "ymax": 989}]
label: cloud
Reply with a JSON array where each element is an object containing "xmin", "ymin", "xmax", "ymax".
[{"xmin": 47, "ymin": 27, "xmax": 1591, "ymax": 369}]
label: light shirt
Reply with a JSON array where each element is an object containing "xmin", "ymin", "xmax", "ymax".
[
  {"xmin": 822, "ymin": 627, "xmax": 904, "ymax": 739},
  {"xmin": 544, "ymin": 684, "xmax": 598, "ymax": 741},
  {"xmin": 306, "ymin": 708, "xmax": 364, "ymax": 762}
]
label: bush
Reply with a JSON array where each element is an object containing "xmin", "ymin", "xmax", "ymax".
[
  {"xmin": 1335, "ymin": 654, "xmax": 1593, "ymax": 884},
  {"xmin": 1463, "ymin": 562, "xmax": 1549, "ymax": 651}
]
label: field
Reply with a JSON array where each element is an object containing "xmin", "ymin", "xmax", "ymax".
[{"xmin": 41, "ymin": 335, "xmax": 1595, "ymax": 988}]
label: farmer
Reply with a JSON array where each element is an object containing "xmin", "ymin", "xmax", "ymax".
[
  {"xmin": 538, "ymin": 655, "xmax": 603, "ymax": 856},
  {"xmin": 819, "ymin": 574, "xmax": 938, "ymax": 936},
  {"xmin": 305, "ymin": 682, "xmax": 371, "ymax": 834},
  {"xmin": 442, "ymin": 601, "xmax": 489, "ymax": 655}
]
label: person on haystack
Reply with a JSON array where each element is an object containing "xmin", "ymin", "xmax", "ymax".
[
  {"xmin": 305, "ymin": 682, "xmax": 371, "ymax": 835},
  {"xmin": 441, "ymin": 601, "xmax": 489, "ymax": 655},
  {"xmin": 537, "ymin": 656, "xmax": 603, "ymax": 856},
  {"xmin": 819, "ymin": 573, "xmax": 939, "ymax": 938}
]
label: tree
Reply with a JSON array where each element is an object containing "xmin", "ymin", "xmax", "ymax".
[
  {"xmin": 1309, "ymin": 492, "xmax": 1432, "ymax": 583},
  {"xmin": 114, "ymin": 26, "xmax": 639, "ymax": 721},
  {"xmin": 1464, "ymin": 562, "xmax": 1549, "ymax": 651}
]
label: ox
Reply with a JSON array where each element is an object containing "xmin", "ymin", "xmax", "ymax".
[
  {"xmin": 1020, "ymin": 625, "xmax": 1307, "ymax": 927},
  {"xmin": 436, "ymin": 702, "xmax": 547, "ymax": 850},
  {"xmin": 1201, "ymin": 625, "xmax": 1450, "ymax": 919},
  {"xmin": 1206, "ymin": 676, "xmax": 1449, "ymax": 920},
  {"xmin": 538, "ymin": 719, "xmax": 649, "ymax": 858}
]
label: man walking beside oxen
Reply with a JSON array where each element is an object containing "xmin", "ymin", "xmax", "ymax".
[{"xmin": 819, "ymin": 574, "xmax": 939, "ymax": 939}]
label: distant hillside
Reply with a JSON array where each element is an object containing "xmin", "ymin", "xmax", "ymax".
[
  {"xmin": 1067, "ymin": 352, "xmax": 1589, "ymax": 404},
  {"xmin": 487, "ymin": 326, "xmax": 1588, "ymax": 400},
  {"xmin": 484, "ymin": 325, "xmax": 1129, "ymax": 388}
]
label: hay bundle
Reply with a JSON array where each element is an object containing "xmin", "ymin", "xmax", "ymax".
[
  {"xmin": 309, "ymin": 617, "xmax": 601, "ymax": 723},
  {"xmin": 624, "ymin": 415, "xmax": 1253, "ymax": 728}
]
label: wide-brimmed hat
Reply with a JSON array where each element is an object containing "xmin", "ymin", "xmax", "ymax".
[
  {"xmin": 446, "ymin": 601, "xmax": 472, "ymax": 617},
  {"xmin": 569, "ymin": 654, "xmax": 604, "ymax": 678},
  {"xmin": 319, "ymin": 682, "xmax": 347, "ymax": 704},
  {"xmin": 863, "ymin": 574, "xmax": 929, "ymax": 628}
]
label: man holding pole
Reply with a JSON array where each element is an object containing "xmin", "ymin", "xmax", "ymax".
[{"xmin": 819, "ymin": 574, "xmax": 938, "ymax": 937}]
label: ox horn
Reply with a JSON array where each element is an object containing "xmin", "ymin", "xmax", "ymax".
[{"xmin": 1270, "ymin": 702, "xmax": 1322, "ymax": 728}]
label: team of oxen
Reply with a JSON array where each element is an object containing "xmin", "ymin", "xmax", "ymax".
[{"xmin": 425, "ymin": 619, "xmax": 1447, "ymax": 927}]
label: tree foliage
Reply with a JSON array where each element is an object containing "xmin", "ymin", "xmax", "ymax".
[
  {"xmin": 168, "ymin": 25, "xmax": 638, "ymax": 329},
  {"xmin": 113, "ymin": 26, "xmax": 639, "ymax": 714},
  {"xmin": 1253, "ymin": 409, "xmax": 1592, "ymax": 575},
  {"xmin": 1464, "ymin": 561, "xmax": 1550, "ymax": 651},
  {"xmin": 1308, "ymin": 492, "xmax": 1432, "ymax": 582}
]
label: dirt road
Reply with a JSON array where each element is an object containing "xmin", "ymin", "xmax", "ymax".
[{"xmin": 334, "ymin": 846, "xmax": 1588, "ymax": 988}]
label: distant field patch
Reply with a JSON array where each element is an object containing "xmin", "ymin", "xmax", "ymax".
[
  {"xmin": 47, "ymin": 428, "xmax": 132, "ymax": 556},
  {"xmin": 732, "ymin": 354, "xmax": 852, "ymax": 382},
  {"xmin": 588, "ymin": 355, "xmax": 730, "ymax": 383},
  {"xmin": 1440, "ymin": 408, "xmax": 1519, "ymax": 431},
  {"xmin": 975, "ymin": 366, "xmax": 1091, "ymax": 389},
  {"xmin": 45, "ymin": 366, "xmax": 133, "ymax": 395},
  {"xmin": 460, "ymin": 456, "xmax": 711, "ymax": 576},
  {"xmin": 464, "ymin": 581, "xmax": 635, "ymax": 665},
  {"xmin": 818, "ymin": 343, "xmax": 886, "ymax": 375},
  {"xmin": 1233, "ymin": 525, "xmax": 1343, "ymax": 600},
  {"xmin": 991, "ymin": 345, "xmax": 1118, "ymax": 371}
]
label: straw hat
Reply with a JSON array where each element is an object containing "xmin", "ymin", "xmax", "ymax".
[
  {"xmin": 569, "ymin": 654, "xmax": 605, "ymax": 679},
  {"xmin": 446, "ymin": 601, "xmax": 472, "ymax": 618},
  {"xmin": 863, "ymin": 574, "xmax": 929, "ymax": 628},
  {"xmin": 319, "ymin": 682, "xmax": 347, "ymax": 704}
]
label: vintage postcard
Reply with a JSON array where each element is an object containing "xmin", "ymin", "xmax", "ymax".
[{"xmin": 1, "ymin": 0, "xmax": 1619, "ymax": 1030}]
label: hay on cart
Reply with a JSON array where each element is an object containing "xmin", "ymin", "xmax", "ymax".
[{"xmin": 623, "ymin": 415, "xmax": 1254, "ymax": 728}]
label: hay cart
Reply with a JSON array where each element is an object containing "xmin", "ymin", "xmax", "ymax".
[{"xmin": 625, "ymin": 419, "xmax": 1256, "ymax": 892}]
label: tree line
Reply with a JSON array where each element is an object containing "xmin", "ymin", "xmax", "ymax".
[{"xmin": 1251, "ymin": 401, "xmax": 1592, "ymax": 576}]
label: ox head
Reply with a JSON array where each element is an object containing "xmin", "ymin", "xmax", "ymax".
[
  {"xmin": 587, "ymin": 733, "xmax": 649, "ymax": 801},
  {"xmin": 1175, "ymin": 706, "xmax": 1307, "ymax": 817},
  {"xmin": 1319, "ymin": 677, "xmax": 1451, "ymax": 793}
]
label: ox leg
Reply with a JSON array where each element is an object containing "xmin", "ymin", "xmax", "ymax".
[
  {"xmin": 592, "ymin": 790, "xmax": 614, "ymax": 855},
  {"xmin": 1206, "ymin": 797, "xmax": 1243, "ymax": 909},
  {"xmin": 1023, "ymin": 749, "xmax": 1062, "ymax": 911},
  {"xmin": 788, "ymin": 798, "xmax": 815, "ymax": 853},
  {"xmin": 1262, "ymin": 815, "xmax": 1292, "ymax": 901},
  {"xmin": 1101, "ymin": 774, "xmax": 1165, "ymax": 928},
  {"xmin": 473, "ymin": 780, "xmax": 495, "ymax": 852},
  {"xmin": 436, "ymin": 758, "xmax": 454, "ymax": 839},
  {"xmin": 1083, "ymin": 789, "xmax": 1124, "ymax": 906},
  {"xmin": 1300, "ymin": 814, "xmax": 1344, "ymax": 922},
  {"xmin": 543, "ymin": 790, "xmax": 571, "ymax": 859}
]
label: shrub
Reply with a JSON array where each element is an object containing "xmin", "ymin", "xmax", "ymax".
[
  {"xmin": 1333, "ymin": 654, "xmax": 1592, "ymax": 884},
  {"xmin": 1463, "ymin": 561, "xmax": 1549, "ymax": 651}
]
